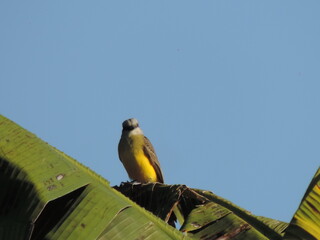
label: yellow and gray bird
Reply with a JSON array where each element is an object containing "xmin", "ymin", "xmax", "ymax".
[{"xmin": 118, "ymin": 118, "xmax": 164, "ymax": 183}]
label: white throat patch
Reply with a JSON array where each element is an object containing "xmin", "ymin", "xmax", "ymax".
[{"xmin": 128, "ymin": 127, "xmax": 144, "ymax": 136}]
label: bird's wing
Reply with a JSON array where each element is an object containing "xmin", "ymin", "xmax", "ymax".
[{"xmin": 143, "ymin": 136, "xmax": 164, "ymax": 183}]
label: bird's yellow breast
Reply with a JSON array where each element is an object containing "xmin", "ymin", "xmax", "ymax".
[{"xmin": 119, "ymin": 134, "xmax": 158, "ymax": 183}]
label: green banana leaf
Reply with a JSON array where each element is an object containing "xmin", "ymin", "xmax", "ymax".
[
  {"xmin": 283, "ymin": 167, "xmax": 320, "ymax": 240},
  {"xmin": 0, "ymin": 115, "xmax": 190, "ymax": 240},
  {"xmin": 115, "ymin": 182, "xmax": 289, "ymax": 239},
  {"xmin": 0, "ymin": 114, "xmax": 319, "ymax": 240}
]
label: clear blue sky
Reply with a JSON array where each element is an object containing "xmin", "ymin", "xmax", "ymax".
[{"xmin": 1, "ymin": 1, "xmax": 319, "ymax": 223}]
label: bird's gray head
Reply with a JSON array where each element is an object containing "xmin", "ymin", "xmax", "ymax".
[{"xmin": 122, "ymin": 118, "xmax": 139, "ymax": 131}]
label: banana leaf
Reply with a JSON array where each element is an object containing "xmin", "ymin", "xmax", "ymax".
[
  {"xmin": 1, "ymin": 114, "xmax": 319, "ymax": 240},
  {"xmin": 0, "ymin": 115, "xmax": 190, "ymax": 240},
  {"xmin": 115, "ymin": 182, "xmax": 289, "ymax": 240},
  {"xmin": 283, "ymin": 167, "xmax": 320, "ymax": 240}
]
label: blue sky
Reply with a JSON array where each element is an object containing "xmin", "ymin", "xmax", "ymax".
[{"xmin": 1, "ymin": 1, "xmax": 319, "ymax": 223}]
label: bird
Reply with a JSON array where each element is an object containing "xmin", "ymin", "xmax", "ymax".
[{"xmin": 118, "ymin": 118, "xmax": 164, "ymax": 183}]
